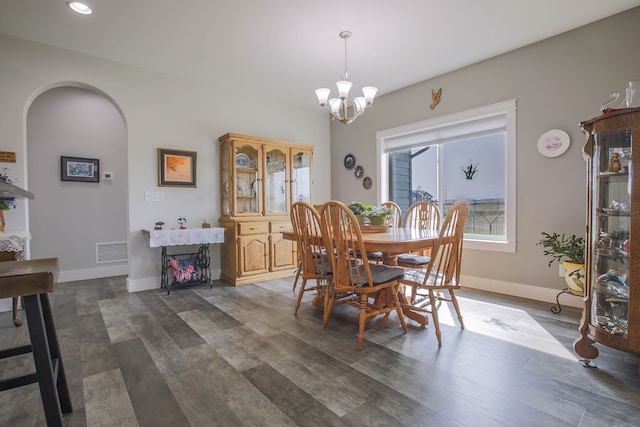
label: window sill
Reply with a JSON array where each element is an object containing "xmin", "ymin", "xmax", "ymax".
[{"xmin": 464, "ymin": 239, "xmax": 515, "ymax": 253}]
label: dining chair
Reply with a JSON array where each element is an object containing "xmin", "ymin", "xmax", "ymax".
[
  {"xmin": 399, "ymin": 199, "xmax": 469, "ymax": 346},
  {"xmin": 396, "ymin": 201, "xmax": 441, "ymax": 268},
  {"xmin": 319, "ymin": 200, "xmax": 407, "ymax": 349},
  {"xmin": 290, "ymin": 202, "xmax": 332, "ymax": 315},
  {"xmin": 381, "ymin": 201, "xmax": 402, "ymax": 227},
  {"xmin": 292, "ymin": 204, "xmax": 328, "ymax": 292}
]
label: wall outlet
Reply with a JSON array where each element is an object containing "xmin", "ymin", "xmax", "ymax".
[
  {"xmin": 144, "ymin": 191, "xmax": 164, "ymax": 202},
  {"xmin": 102, "ymin": 171, "xmax": 114, "ymax": 181},
  {"xmin": 559, "ymin": 263, "xmax": 565, "ymax": 277}
]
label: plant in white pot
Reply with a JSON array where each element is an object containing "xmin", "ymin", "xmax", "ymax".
[{"xmin": 538, "ymin": 232, "xmax": 585, "ymax": 296}]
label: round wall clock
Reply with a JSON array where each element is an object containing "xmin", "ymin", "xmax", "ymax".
[
  {"xmin": 537, "ymin": 129, "xmax": 570, "ymax": 158},
  {"xmin": 362, "ymin": 176, "xmax": 372, "ymax": 189},
  {"xmin": 344, "ymin": 154, "xmax": 356, "ymax": 170},
  {"xmin": 354, "ymin": 165, "xmax": 364, "ymax": 178}
]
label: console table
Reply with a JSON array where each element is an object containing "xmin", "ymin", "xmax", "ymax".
[
  {"xmin": 0, "ymin": 230, "xmax": 31, "ymax": 326},
  {"xmin": 143, "ymin": 228, "xmax": 224, "ymax": 294}
]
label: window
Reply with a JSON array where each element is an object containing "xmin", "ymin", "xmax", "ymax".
[{"xmin": 377, "ymin": 100, "xmax": 516, "ymax": 252}]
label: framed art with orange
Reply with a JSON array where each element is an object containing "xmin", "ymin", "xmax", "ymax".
[{"xmin": 158, "ymin": 148, "xmax": 197, "ymax": 187}]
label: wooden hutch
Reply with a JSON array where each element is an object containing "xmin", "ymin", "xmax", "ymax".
[{"xmin": 218, "ymin": 133, "xmax": 313, "ymax": 285}]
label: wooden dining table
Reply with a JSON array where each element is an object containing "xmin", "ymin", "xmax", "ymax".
[{"xmin": 282, "ymin": 226, "xmax": 440, "ymax": 326}]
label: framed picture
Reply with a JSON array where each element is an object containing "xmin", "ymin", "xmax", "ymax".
[
  {"xmin": 158, "ymin": 148, "xmax": 197, "ymax": 187},
  {"xmin": 61, "ymin": 156, "xmax": 100, "ymax": 182}
]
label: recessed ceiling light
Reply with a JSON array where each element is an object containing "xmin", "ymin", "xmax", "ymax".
[{"xmin": 67, "ymin": 1, "xmax": 92, "ymax": 15}]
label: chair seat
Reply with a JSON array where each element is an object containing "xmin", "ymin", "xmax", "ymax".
[
  {"xmin": 355, "ymin": 250, "xmax": 383, "ymax": 261},
  {"xmin": 396, "ymin": 253, "xmax": 431, "ymax": 267},
  {"xmin": 400, "ymin": 268, "xmax": 460, "ymax": 289},
  {"xmin": 359, "ymin": 263, "xmax": 405, "ymax": 286}
]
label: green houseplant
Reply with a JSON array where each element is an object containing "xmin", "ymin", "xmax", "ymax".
[
  {"xmin": 537, "ymin": 232, "xmax": 585, "ymax": 295},
  {"xmin": 348, "ymin": 202, "xmax": 394, "ymax": 225}
]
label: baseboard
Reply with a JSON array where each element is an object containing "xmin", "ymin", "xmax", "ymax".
[
  {"xmin": 462, "ymin": 274, "xmax": 583, "ymax": 309},
  {"xmin": 58, "ymin": 264, "xmax": 128, "ymax": 283}
]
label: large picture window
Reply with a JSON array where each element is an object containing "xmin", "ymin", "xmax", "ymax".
[{"xmin": 377, "ymin": 100, "xmax": 516, "ymax": 252}]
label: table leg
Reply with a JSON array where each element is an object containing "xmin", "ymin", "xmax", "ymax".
[
  {"xmin": 198, "ymin": 244, "xmax": 213, "ymax": 288},
  {"xmin": 161, "ymin": 246, "xmax": 170, "ymax": 294},
  {"xmin": 380, "ymin": 252, "xmax": 429, "ymax": 326},
  {"xmin": 24, "ymin": 293, "xmax": 73, "ymax": 427}
]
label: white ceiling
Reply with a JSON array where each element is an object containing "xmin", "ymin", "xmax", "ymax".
[{"xmin": 2, "ymin": 1, "xmax": 640, "ymax": 109}]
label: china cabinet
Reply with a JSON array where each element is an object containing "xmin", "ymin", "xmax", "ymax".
[
  {"xmin": 218, "ymin": 133, "xmax": 313, "ymax": 285},
  {"xmin": 574, "ymin": 108, "xmax": 640, "ymax": 374}
]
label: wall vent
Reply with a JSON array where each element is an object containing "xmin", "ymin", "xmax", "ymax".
[{"xmin": 96, "ymin": 241, "xmax": 128, "ymax": 263}]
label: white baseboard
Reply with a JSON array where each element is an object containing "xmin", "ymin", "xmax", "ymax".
[
  {"xmin": 462, "ymin": 274, "xmax": 583, "ymax": 309},
  {"xmin": 58, "ymin": 264, "xmax": 128, "ymax": 283}
]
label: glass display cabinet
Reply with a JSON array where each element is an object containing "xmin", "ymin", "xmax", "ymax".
[
  {"xmin": 218, "ymin": 133, "xmax": 313, "ymax": 285},
  {"xmin": 574, "ymin": 108, "xmax": 640, "ymax": 373}
]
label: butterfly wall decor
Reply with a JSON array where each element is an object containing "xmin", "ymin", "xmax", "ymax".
[{"xmin": 430, "ymin": 88, "xmax": 442, "ymax": 110}]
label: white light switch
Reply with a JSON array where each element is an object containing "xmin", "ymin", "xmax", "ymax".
[{"xmin": 144, "ymin": 191, "xmax": 164, "ymax": 202}]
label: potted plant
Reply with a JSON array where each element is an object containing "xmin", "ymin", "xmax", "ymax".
[
  {"xmin": 537, "ymin": 232, "xmax": 585, "ymax": 295},
  {"xmin": 348, "ymin": 201, "xmax": 372, "ymax": 225},
  {"xmin": 362, "ymin": 205, "xmax": 394, "ymax": 226}
]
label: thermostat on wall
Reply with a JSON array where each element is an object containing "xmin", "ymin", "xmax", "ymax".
[{"xmin": 102, "ymin": 172, "xmax": 114, "ymax": 181}]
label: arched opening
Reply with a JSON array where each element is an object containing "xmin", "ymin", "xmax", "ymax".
[{"xmin": 26, "ymin": 85, "xmax": 128, "ymax": 281}]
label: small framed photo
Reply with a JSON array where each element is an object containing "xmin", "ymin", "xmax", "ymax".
[
  {"xmin": 158, "ymin": 148, "xmax": 197, "ymax": 187},
  {"xmin": 61, "ymin": 156, "xmax": 100, "ymax": 182}
]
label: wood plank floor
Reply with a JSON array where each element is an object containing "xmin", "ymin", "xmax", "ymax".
[{"xmin": 0, "ymin": 276, "xmax": 638, "ymax": 426}]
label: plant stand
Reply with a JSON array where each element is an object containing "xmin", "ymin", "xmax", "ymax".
[{"xmin": 550, "ymin": 288, "xmax": 582, "ymax": 314}]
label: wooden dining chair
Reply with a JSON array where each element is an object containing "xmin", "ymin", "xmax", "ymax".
[
  {"xmin": 399, "ymin": 199, "xmax": 469, "ymax": 346},
  {"xmin": 396, "ymin": 201, "xmax": 441, "ymax": 268},
  {"xmin": 319, "ymin": 200, "xmax": 407, "ymax": 349},
  {"xmin": 290, "ymin": 202, "xmax": 332, "ymax": 314},
  {"xmin": 292, "ymin": 204, "xmax": 327, "ymax": 292},
  {"xmin": 381, "ymin": 201, "xmax": 402, "ymax": 227}
]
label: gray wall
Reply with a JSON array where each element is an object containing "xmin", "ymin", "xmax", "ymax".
[
  {"xmin": 27, "ymin": 86, "xmax": 128, "ymax": 275},
  {"xmin": 0, "ymin": 32, "xmax": 331, "ymax": 292},
  {"xmin": 330, "ymin": 8, "xmax": 640, "ymax": 300}
]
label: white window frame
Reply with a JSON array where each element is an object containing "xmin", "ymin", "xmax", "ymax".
[{"xmin": 376, "ymin": 99, "xmax": 517, "ymax": 253}]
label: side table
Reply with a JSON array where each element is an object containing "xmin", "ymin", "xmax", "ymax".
[
  {"xmin": 0, "ymin": 230, "xmax": 31, "ymax": 326},
  {"xmin": 143, "ymin": 228, "xmax": 225, "ymax": 294}
]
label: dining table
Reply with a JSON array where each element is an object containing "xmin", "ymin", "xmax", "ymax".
[{"xmin": 282, "ymin": 226, "xmax": 441, "ymax": 326}]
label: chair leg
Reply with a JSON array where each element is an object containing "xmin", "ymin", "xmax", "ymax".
[
  {"xmin": 429, "ymin": 289, "xmax": 442, "ymax": 347},
  {"xmin": 322, "ymin": 294, "xmax": 335, "ymax": 329},
  {"xmin": 293, "ymin": 278, "xmax": 308, "ymax": 315},
  {"xmin": 292, "ymin": 261, "xmax": 302, "ymax": 291},
  {"xmin": 449, "ymin": 289, "xmax": 464, "ymax": 329},
  {"xmin": 13, "ymin": 297, "xmax": 22, "ymax": 327},
  {"xmin": 357, "ymin": 294, "xmax": 367, "ymax": 350}
]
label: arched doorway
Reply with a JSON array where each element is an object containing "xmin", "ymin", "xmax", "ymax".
[{"xmin": 26, "ymin": 85, "xmax": 128, "ymax": 281}]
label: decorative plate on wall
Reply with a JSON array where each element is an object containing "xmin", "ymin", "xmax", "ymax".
[
  {"xmin": 344, "ymin": 154, "xmax": 356, "ymax": 170},
  {"xmin": 362, "ymin": 176, "xmax": 372, "ymax": 189},
  {"xmin": 537, "ymin": 129, "xmax": 570, "ymax": 158},
  {"xmin": 354, "ymin": 165, "xmax": 364, "ymax": 178}
]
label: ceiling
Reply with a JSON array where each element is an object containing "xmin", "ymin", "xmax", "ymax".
[{"xmin": 2, "ymin": 1, "xmax": 640, "ymax": 110}]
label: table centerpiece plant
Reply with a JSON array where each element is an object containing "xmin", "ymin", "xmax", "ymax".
[{"xmin": 348, "ymin": 202, "xmax": 394, "ymax": 226}]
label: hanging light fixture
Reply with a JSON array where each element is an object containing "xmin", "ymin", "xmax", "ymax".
[{"xmin": 315, "ymin": 31, "xmax": 378, "ymax": 125}]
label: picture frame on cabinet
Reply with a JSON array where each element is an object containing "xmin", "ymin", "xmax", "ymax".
[
  {"xmin": 60, "ymin": 156, "xmax": 100, "ymax": 182},
  {"xmin": 158, "ymin": 148, "xmax": 197, "ymax": 187}
]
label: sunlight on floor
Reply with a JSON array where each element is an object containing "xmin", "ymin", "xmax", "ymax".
[{"xmin": 438, "ymin": 296, "xmax": 580, "ymax": 362}]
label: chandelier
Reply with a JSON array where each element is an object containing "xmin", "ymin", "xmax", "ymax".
[{"xmin": 315, "ymin": 31, "xmax": 378, "ymax": 125}]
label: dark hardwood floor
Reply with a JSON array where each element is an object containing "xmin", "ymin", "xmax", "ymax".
[{"xmin": 0, "ymin": 276, "xmax": 638, "ymax": 426}]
